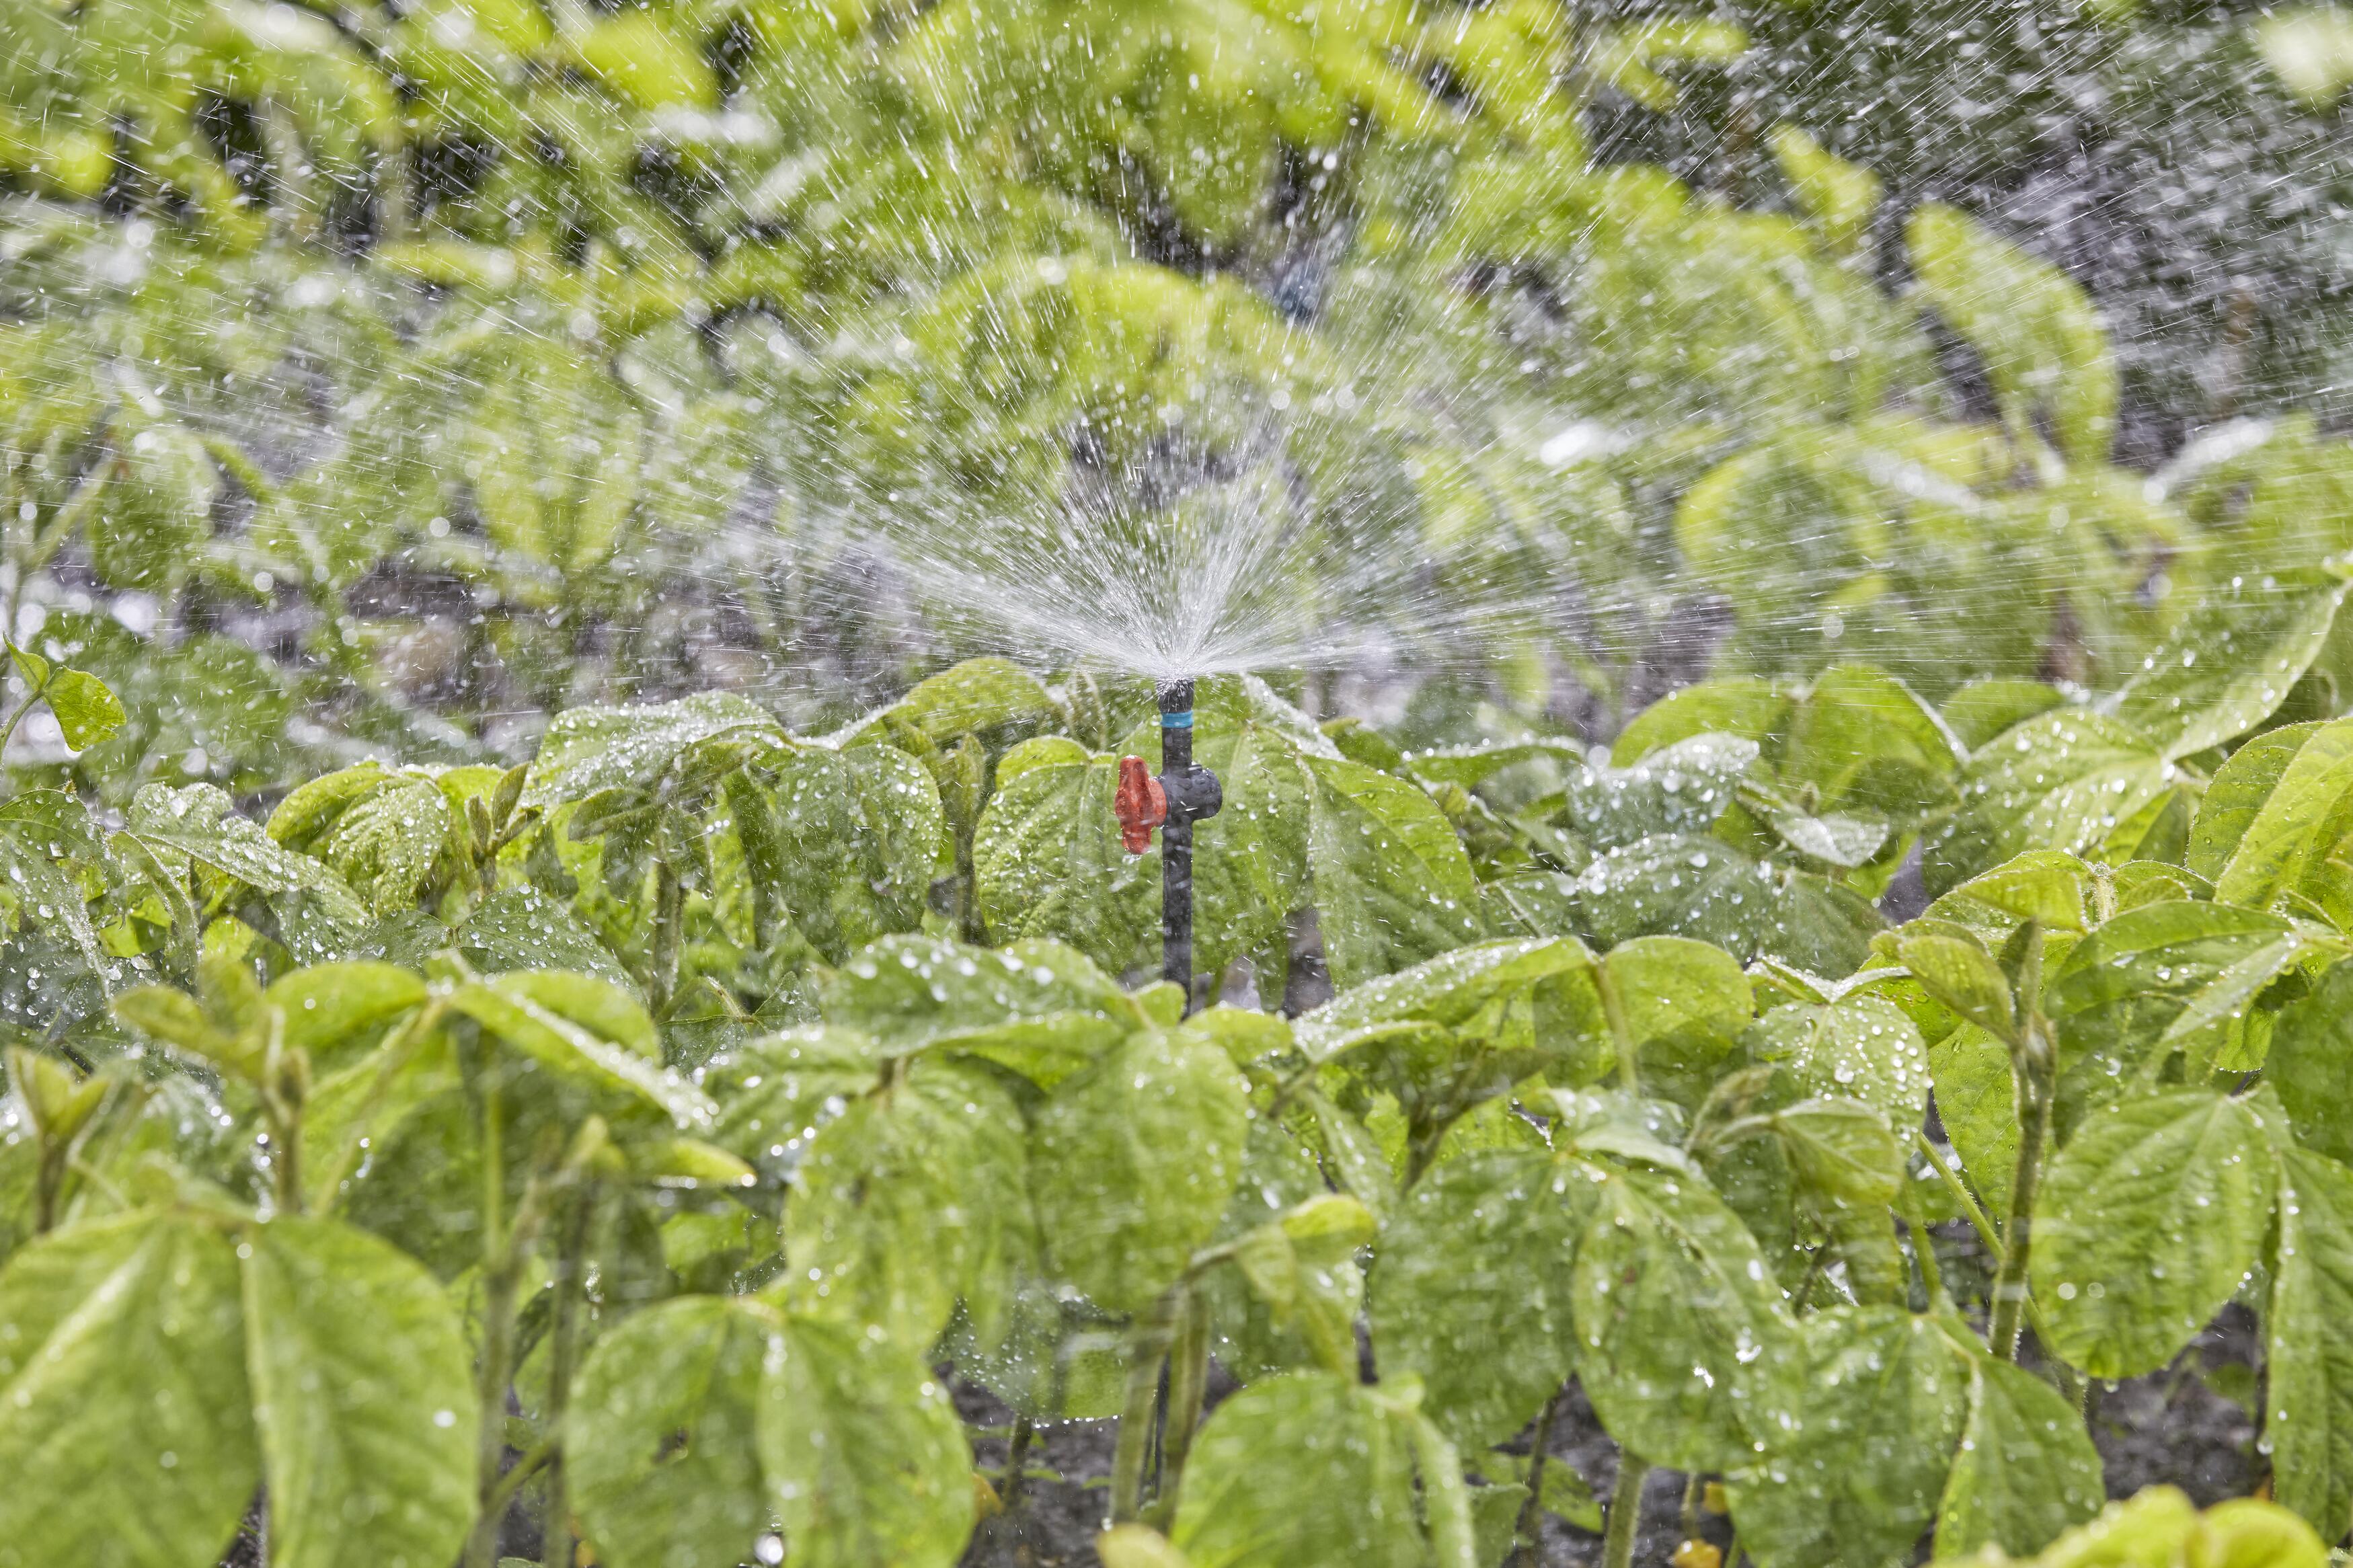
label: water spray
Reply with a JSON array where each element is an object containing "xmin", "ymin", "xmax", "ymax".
[{"xmin": 1115, "ymin": 678, "xmax": 1223, "ymax": 1013}]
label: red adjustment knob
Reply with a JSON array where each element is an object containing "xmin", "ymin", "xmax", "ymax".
[{"xmin": 1114, "ymin": 755, "xmax": 1166, "ymax": 854}]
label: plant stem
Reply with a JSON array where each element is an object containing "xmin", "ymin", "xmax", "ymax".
[
  {"xmin": 1989, "ymin": 1023, "xmax": 2056, "ymax": 1364},
  {"xmin": 539, "ymin": 1185, "xmax": 594, "ymax": 1568},
  {"xmin": 1146, "ymin": 1292, "xmax": 1210, "ymax": 1531},
  {"xmin": 1986, "ymin": 1026, "xmax": 2061, "ymax": 1356},
  {"xmin": 1511, "ymin": 1383, "xmax": 1570, "ymax": 1568},
  {"xmin": 34, "ymin": 1142, "xmax": 66, "ymax": 1233},
  {"xmin": 0, "ymin": 686, "xmax": 42, "ymax": 762},
  {"xmin": 1912, "ymin": 1130, "xmax": 2001, "ymax": 1257},
  {"xmin": 1110, "ymin": 1294, "xmax": 1179, "ymax": 1525},
  {"xmin": 463, "ymin": 1081, "xmax": 514, "ymax": 1568},
  {"xmin": 1602, "ymin": 1452, "xmax": 1649, "ymax": 1568},
  {"xmin": 1913, "ymin": 1134, "xmax": 2087, "ymax": 1405},
  {"xmin": 648, "ymin": 856, "xmax": 683, "ymax": 1018},
  {"xmin": 1596, "ymin": 964, "xmax": 1640, "ymax": 1093},
  {"xmin": 1000, "ymin": 1415, "xmax": 1036, "ymax": 1516},
  {"xmin": 481, "ymin": 1437, "xmax": 555, "ymax": 1527},
  {"xmin": 1896, "ymin": 1172, "xmax": 1946, "ymax": 1310}
]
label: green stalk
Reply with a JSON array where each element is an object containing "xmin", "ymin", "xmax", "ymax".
[
  {"xmin": 540, "ymin": 1185, "xmax": 595, "ymax": 1568},
  {"xmin": 1896, "ymin": 1171, "xmax": 1947, "ymax": 1310},
  {"xmin": 648, "ymin": 856, "xmax": 684, "ymax": 1018},
  {"xmin": 1913, "ymin": 1131, "xmax": 2085, "ymax": 1405},
  {"xmin": 1596, "ymin": 963, "xmax": 1639, "ymax": 1093},
  {"xmin": 463, "ymin": 1081, "xmax": 514, "ymax": 1568},
  {"xmin": 1145, "ymin": 1292, "xmax": 1210, "ymax": 1531},
  {"xmin": 0, "ymin": 684, "xmax": 42, "ymax": 760},
  {"xmin": 34, "ymin": 1140, "xmax": 67, "ymax": 1234},
  {"xmin": 1989, "ymin": 1017, "xmax": 2056, "ymax": 1364},
  {"xmin": 1110, "ymin": 1294, "xmax": 1179, "ymax": 1525},
  {"xmin": 1510, "ymin": 1383, "xmax": 1570, "ymax": 1568},
  {"xmin": 1602, "ymin": 1452, "xmax": 1649, "ymax": 1568},
  {"xmin": 1000, "ymin": 1415, "xmax": 1036, "ymax": 1516}
]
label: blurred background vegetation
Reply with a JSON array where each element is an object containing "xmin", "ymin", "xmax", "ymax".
[{"xmin": 1, "ymin": 0, "xmax": 2350, "ymax": 801}]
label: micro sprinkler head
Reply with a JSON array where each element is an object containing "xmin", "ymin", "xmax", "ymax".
[{"xmin": 1114, "ymin": 677, "xmax": 1223, "ymax": 1011}]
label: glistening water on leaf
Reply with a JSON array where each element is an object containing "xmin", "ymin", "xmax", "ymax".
[{"xmin": 7, "ymin": 1, "xmax": 2353, "ymax": 1565}]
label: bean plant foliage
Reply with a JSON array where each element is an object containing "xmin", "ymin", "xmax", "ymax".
[
  {"xmin": 7, "ymin": 0, "xmax": 2353, "ymax": 1563},
  {"xmin": 4, "ymin": 572, "xmax": 2353, "ymax": 1567}
]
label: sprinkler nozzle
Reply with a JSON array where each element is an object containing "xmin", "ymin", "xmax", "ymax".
[{"xmin": 1115, "ymin": 755, "xmax": 1167, "ymax": 853}]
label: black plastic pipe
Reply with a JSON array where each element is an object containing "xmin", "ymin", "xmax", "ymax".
[{"xmin": 1155, "ymin": 678, "xmax": 1222, "ymax": 1011}]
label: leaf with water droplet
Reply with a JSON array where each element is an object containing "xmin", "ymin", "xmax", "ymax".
[{"xmin": 2031, "ymin": 1089, "xmax": 2274, "ymax": 1379}]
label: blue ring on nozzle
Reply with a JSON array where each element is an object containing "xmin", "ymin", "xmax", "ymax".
[{"xmin": 1161, "ymin": 711, "xmax": 1194, "ymax": 729}]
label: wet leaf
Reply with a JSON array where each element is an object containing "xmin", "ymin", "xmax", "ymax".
[
  {"xmin": 1931, "ymin": 1352, "xmax": 2104, "ymax": 1558},
  {"xmin": 1030, "ymin": 1027, "xmax": 1249, "ymax": 1315},
  {"xmin": 2032, "ymin": 1090, "xmax": 2275, "ymax": 1378},
  {"xmin": 1367, "ymin": 1148, "xmax": 1586, "ymax": 1449},
  {"xmin": 240, "ymin": 1218, "xmax": 476, "ymax": 1568}
]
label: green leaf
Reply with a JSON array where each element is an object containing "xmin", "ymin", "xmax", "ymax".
[
  {"xmin": 1031, "ymin": 1027, "xmax": 1249, "ymax": 1314},
  {"xmin": 457, "ymin": 886, "xmax": 636, "ymax": 991},
  {"xmin": 89, "ymin": 420, "xmax": 221, "ymax": 591},
  {"xmin": 1924, "ymin": 711, "xmax": 2175, "ymax": 897},
  {"xmin": 2042, "ymin": 901, "xmax": 2304, "ymax": 1126},
  {"xmin": 1611, "ymin": 678, "xmax": 1795, "ymax": 765},
  {"xmin": 1931, "ymin": 1352, "xmax": 2104, "ymax": 1558},
  {"xmin": 761, "ymin": 744, "xmax": 946, "ymax": 964},
  {"xmin": 1939, "ymin": 681, "xmax": 2067, "ymax": 752},
  {"xmin": 239, "ymin": 1218, "xmax": 476, "ymax": 1568},
  {"xmin": 2268, "ymin": 962, "xmax": 2353, "ymax": 1166},
  {"xmin": 0, "ymin": 1210, "xmax": 258, "ymax": 1568},
  {"xmin": 2187, "ymin": 721, "xmax": 2323, "ymax": 881},
  {"xmin": 972, "ymin": 742, "xmax": 1157, "ymax": 976},
  {"xmin": 1607, "ymin": 935, "xmax": 1759, "ymax": 1107},
  {"xmin": 1560, "ymin": 733, "xmax": 1760, "ymax": 848},
  {"xmin": 269, "ymin": 769, "xmax": 455, "ymax": 918},
  {"xmin": 1928, "ymin": 1025, "xmax": 2017, "ymax": 1221},
  {"xmin": 451, "ymin": 972, "xmax": 709, "ymax": 1123},
  {"xmin": 126, "ymin": 783, "xmax": 368, "ymax": 926},
  {"xmin": 42, "ymin": 667, "xmax": 124, "ymax": 750},
  {"xmin": 1190, "ymin": 725, "xmax": 1314, "ymax": 972},
  {"xmin": 2266, "ymin": 1142, "xmax": 2353, "ymax": 1542},
  {"xmin": 1898, "ymin": 927, "xmax": 2016, "ymax": 1041},
  {"xmin": 1779, "ymin": 666, "xmax": 1964, "ymax": 824},
  {"xmin": 851, "ymin": 657, "xmax": 1063, "ymax": 754},
  {"xmin": 265, "ymin": 962, "xmax": 429, "ymax": 1064},
  {"xmin": 758, "ymin": 1315, "xmax": 975, "ymax": 1568},
  {"xmin": 785, "ymin": 1058, "xmax": 1034, "ymax": 1352},
  {"xmin": 1771, "ymin": 1098, "xmax": 1905, "ymax": 1210},
  {"xmin": 1572, "ymin": 1165, "xmax": 1796, "ymax": 1473},
  {"xmin": 2032, "ymin": 1090, "xmax": 2277, "ymax": 1378},
  {"xmin": 1221, "ymin": 1192, "xmax": 1377, "ymax": 1378},
  {"xmin": 7, "ymin": 643, "xmax": 50, "ymax": 691},
  {"xmin": 2108, "ymin": 574, "xmax": 2346, "ymax": 760},
  {"xmin": 1743, "ymin": 994, "xmax": 1929, "ymax": 1132},
  {"xmin": 1169, "ymin": 1372, "xmax": 1430, "ymax": 1568},
  {"xmin": 523, "ymin": 693, "xmax": 787, "ymax": 809},
  {"xmin": 1726, "ymin": 1306, "xmax": 1968, "ymax": 1568},
  {"xmin": 1771, "ymin": 126, "xmax": 1880, "ymax": 254},
  {"xmin": 2202, "ymin": 716, "xmax": 2353, "ymax": 910},
  {"xmin": 1573, "ymin": 835, "xmax": 1883, "ymax": 976},
  {"xmin": 1305, "ymin": 937, "xmax": 1592, "ymax": 1040},
  {"xmin": 1906, "ymin": 203, "xmax": 2116, "ymax": 465},
  {"xmin": 1924, "ymin": 851, "xmax": 2095, "ymax": 941},
  {"xmin": 570, "ymin": 1296, "xmax": 773, "ymax": 1568},
  {"xmin": 2258, "ymin": 6, "xmax": 2353, "ymax": 104},
  {"xmin": 1304, "ymin": 754, "xmax": 1486, "ymax": 987},
  {"xmin": 1367, "ymin": 1148, "xmax": 1586, "ymax": 1450},
  {"xmin": 818, "ymin": 933, "xmax": 1139, "ymax": 1084}
]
